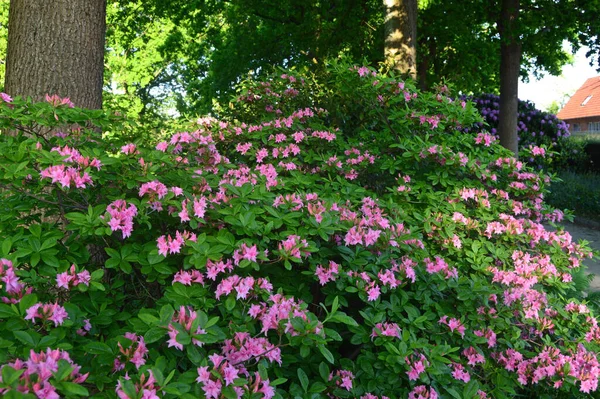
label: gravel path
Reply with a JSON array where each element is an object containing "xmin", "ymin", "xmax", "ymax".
[{"xmin": 556, "ymin": 222, "xmax": 600, "ymax": 291}]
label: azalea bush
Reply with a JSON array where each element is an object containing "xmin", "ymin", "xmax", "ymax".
[
  {"xmin": 0, "ymin": 64, "xmax": 598, "ymax": 399},
  {"xmin": 465, "ymin": 93, "xmax": 588, "ymax": 171}
]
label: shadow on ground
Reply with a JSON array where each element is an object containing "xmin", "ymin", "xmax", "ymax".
[{"xmin": 554, "ymin": 222, "xmax": 600, "ymax": 291}]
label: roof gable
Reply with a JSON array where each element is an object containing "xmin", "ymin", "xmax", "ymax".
[{"xmin": 557, "ymin": 76, "xmax": 600, "ymax": 121}]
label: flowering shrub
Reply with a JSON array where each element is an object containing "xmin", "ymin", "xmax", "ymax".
[
  {"xmin": 0, "ymin": 64, "xmax": 597, "ymax": 399},
  {"xmin": 465, "ymin": 93, "xmax": 588, "ymax": 171}
]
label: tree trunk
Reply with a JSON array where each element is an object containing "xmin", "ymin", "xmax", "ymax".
[
  {"xmin": 497, "ymin": 0, "xmax": 521, "ymax": 156},
  {"xmin": 5, "ymin": 0, "xmax": 106, "ymax": 109},
  {"xmin": 384, "ymin": 0, "xmax": 417, "ymax": 79}
]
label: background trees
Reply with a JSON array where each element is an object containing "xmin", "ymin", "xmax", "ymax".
[{"xmin": 2, "ymin": 0, "xmax": 600, "ymax": 154}]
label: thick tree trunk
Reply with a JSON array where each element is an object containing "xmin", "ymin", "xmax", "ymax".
[
  {"xmin": 384, "ymin": 0, "xmax": 417, "ymax": 79},
  {"xmin": 497, "ymin": 0, "xmax": 521, "ymax": 156},
  {"xmin": 5, "ymin": 0, "xmax": 106, "ymax": 109}
]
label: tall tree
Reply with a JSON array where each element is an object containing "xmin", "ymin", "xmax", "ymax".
[
  {"xmin": 384, "ymin": 0, "xmax": 417, "ymax": 78},
  {"xmin": 5, "ymin": 0, "xmax": 106, "ymax": 109},
  {"xmin": 497, "ymin": 0, "xmax": 520, "ymax": 155},
  {"xmin": 419, "ymin": 0, "xmax": 600, "ymax": 156}
]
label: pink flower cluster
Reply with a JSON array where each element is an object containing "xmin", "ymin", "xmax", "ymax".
[
  {"xmin": 405, "ymin": 353, "xmax": 428, "ymax": 381},
  {"xmin": 315, "ymin": 261, "xmax": 340, "ymax": 285},
  {"xmin": 0, "ymin": 92, "xmax": 12, "ymax": 102},
  {"xmin": 113, "ymin": 332, "xmax": 148, "ymax": 371},
  {"xmin": 173, "ymin": 269, "xmax": 205, "ymax": 285},
  {"xmin": 458, "ymin": 187, "xmax": 490, "ymax": 208},
  {"xmin": 120, "ymin": 143, "xmax": 138, "ymax": 155},
  {"xmin": 116, "ymin": 370, "xmax": 160, "ymax": 399},
  {"xmin": 206, "ymin": 258, "xmax": 234, "ymax": 280},
  {"xmin": 46, "ymin": 94, "xmax": 74, "ymax": 107},
  {"xmin": 232, "ymin": 243, "xmax": 259, "ymax": 265},
  {"xmin": 451, "ymin": 363, "xmax": 471, "ymax": 382},
  {"xmin": 408, "ymin": 385, "xmax": 438, "ymax": 399},
  {"xmin": 474, "ymin": 132, "xmax": 496, "ymax": 146},
  {"xmin": 424, "ymin": 256, "xmax": 458, "ymax": 279},
  {"xmin": 25, "ymin": 302, "xmax": 69, "ymax": 327},
  {"xmin": 438, "ymin": 316, "xmax": 466, "ymax": 337},
  {"xmin": 529, "ymin": 145, "xmax": 546, "ymax": 157},
  {"xmin": 56, "ymin": 264, "xmax": 91, "ymax": 289},
  {"xmin": 177, "ymin": 196, "xmax": 208, "ymax": 222},
  {"xmin": 51, "ymin": 145, "xmax": 102, "ymax": 170},
  {"xmin": 371, "ymin": 322, "xmax": 401, "ymax": 339},
  {"xmin": 197, "ymin": 354, "xmax": 275, "ymax": 399},
  {"xmin": 329, "ymin": 369, "xmax": 354, "ymax": 391},
  {"xmin": 40, "ymin": 164, "xmax": 93, "ymax": 188},
  {"xmin": 157, "ymin": 230, "xmax": 196, "ymax": 256},
  {"xmin": 463, "ymin": 346, "xmax": 486, "ymax": 366},
  {"xmin": 248, "ymin": 293, "xmax": 317, "ymax": 336},
  {"xmin": 273, "ymin": 193, "xmax": 305, "ymax": 210},
  {"xmin": 167, "ymin": 306, "xmax": 208, "ymax": 350},
  {"xmin": 494, "ymin": 345, "xmax": 600, "ymax": 393},
  {"xmin": 139, "ymin": 180, "xmax": 168, "ymax": 200},
  {"xmin": 107, "ymin": 199, "xmax": 138, "ymax": 238},
  {"xmin": 0, "ymin": 348, "xmax": 88, "ymax": 398},
  {"xmin": 0, "ymin": 258, "xmax": 27, "ymax": 303},
  {"xmin": 278, "ymin": 235, "xmax": 309, "ymax": 259},
  {"xmin": 222, "ymin": 332, "xmax": 282, "ymax": 369},
  {"xmin": 215, "ymin": 275, "xmax": 273, "ymax": 300},
  {"xmin": 473, "ymin": 328, "xmax": 497, "ymax": 348}
]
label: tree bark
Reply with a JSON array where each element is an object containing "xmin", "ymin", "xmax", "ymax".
[
  {"xmin": 384, "ymin": 0, "xmax": 417, "ymax": 79},
  {"xmin": 497, "ymin": 0, "xmax": 521, "ymax": 156},
  {"xmin": 5, "ymin": 0, "xmax": 106, "ymax": 109}
]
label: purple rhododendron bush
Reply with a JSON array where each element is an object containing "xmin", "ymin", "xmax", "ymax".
[
  {"xmin": 0, "ymin": 63, "xmax": 598, "ymax": 399},
  {"xmin": 464, "ymin": 94, "xmax": 587, "ymax": 172}
]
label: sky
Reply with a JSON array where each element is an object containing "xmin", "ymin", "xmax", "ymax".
[{"xmin": 518, "ymin": 45, "xmax": 598, "ymax": 112}]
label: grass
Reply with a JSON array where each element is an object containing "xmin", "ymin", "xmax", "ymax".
[
  {"xmin": 570, "ymin": 133, "xmax": 600, "ymax": 145},
  {"xmin": 546, "ymin": 170, "xmax": 600, "ymax": 222}
]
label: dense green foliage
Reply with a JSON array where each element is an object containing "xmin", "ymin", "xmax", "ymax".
[
  {"xmin": 547, "ymin": 171, "xmax": 600, "ymax": 221},
  {"xmin": 104, "ymin": 0, "xmax": 385, "ymax": 118},
  {"xmin": 0, "ymin": 65, "xmax": 598, "ymax": 399},
  {"xmin": 419, "ymin": 0, "xmax": 600, "ymax": 93}
]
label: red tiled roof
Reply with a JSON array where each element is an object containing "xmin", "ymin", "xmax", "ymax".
[{"xmin": 557, "ymin": 76, "xmax": 600, "ymax": 121}]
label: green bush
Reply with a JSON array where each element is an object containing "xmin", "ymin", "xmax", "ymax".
[
  {"xmin": 546, "ymin": 171, "xmax": 600, "ymax": 221},
  {"xmin": 0, "ymin": 64, "xmax": 597, "ymax": 399}
]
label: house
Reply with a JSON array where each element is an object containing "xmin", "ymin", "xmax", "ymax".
[{"xmin": 557, "ymin": 76, "xmax": 600, "ymax": 134}]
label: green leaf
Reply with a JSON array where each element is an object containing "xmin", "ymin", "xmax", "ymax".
[
  {"xmin": 331, "ymin": 313, "xmax": 358, "ymax": 326},
  {"xmin": 13, "ymin": 331, "xmax": 36, "ymax": 347},
  {"xmin": 319, "ymin": 362, "xmax": 330, "ymax": 382},
  {"xmin": 297, "ymin": 368, "xmax": 309, "ymax": 393},
  {"xmin": 258, "ymin": 362, "xmax": 269, "ymax": 380},
  {"xmin": 138, "ymin": 313, "xmax": 159, "ymax": 325},
  {"xmin": 145, "ymin": 327, "xmax": 166, "ymax": 344},
  {"xmin": 318, "ymin": 345, "xmax": 334, "ymax": 364},
  {"xmin": 105, "ymin": 247, "xmax": 120, "ymax": 259},
  {"xmin": 225, "ymin": 295, "xmax": 236, "ymax": 311},
  {"xmin": 331, "ymin": 296, "xmax": 339, "ymax": 315},
  {"xmin": 19, "ymin": 294, "xmax": 38, "ymax": 316},
  {"xmin": 29, "ymin": 224, "xmax": 42, "ymax": 238},
  {"xmin": 91, "ymin": 269, "xmax": 104, "ymax": 279},
  {"xmin": 83, "ymin": 342, "xmax": 112, "ymax": 355},
  {"xmin": 221, "ymin": 385, "xmax": 238, "ymax": 399},
  {"xmin": 119, "ymin": 260, "xmax": 132, "ymax": 273},
  {"xmin": 1, "ymin": 366, "xmax": 24, "ymax": 385},
  {"xmin": 2, "ymin": 238, "xmax": 12, "ymax": 255},
  {"xmin": 0, "ymin": 303, "xmax": 18, "ymax": 318}
]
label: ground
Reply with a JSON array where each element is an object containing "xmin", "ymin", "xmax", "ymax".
[{"xmin": 558, "ymin": 221, "xmax": 600, "ymax": 291}]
